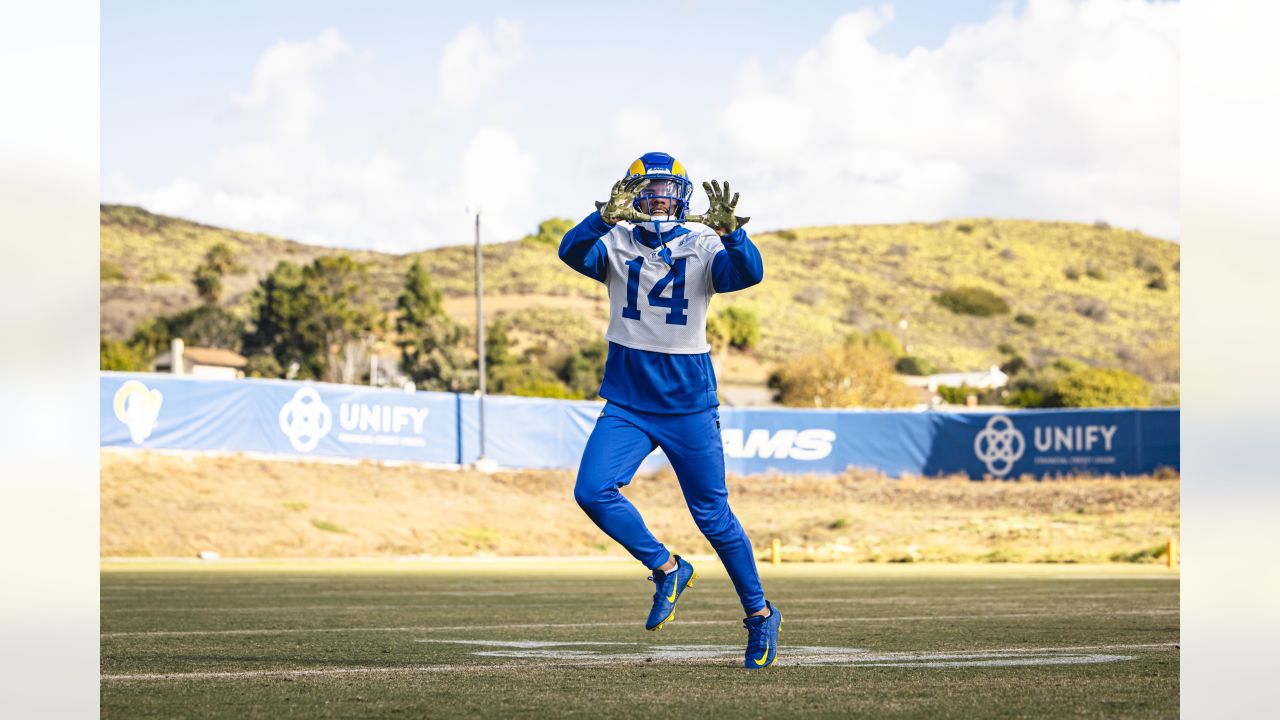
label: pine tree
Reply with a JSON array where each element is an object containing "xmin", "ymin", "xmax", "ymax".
[{"xmin": 396, "ymin": 260, "xmax": 470, "ymax": 391}]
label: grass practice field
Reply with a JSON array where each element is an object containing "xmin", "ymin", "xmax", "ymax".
[{"xmin": 101, "ymin": 561, "xmax": 1178, "ymax": 718}]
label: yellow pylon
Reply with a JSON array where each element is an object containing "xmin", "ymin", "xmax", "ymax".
[
  {"xmin": 771, "ymin": 538, "xmax": 781, "ymax": 565},
  {"xmin": 1167, "ymin": 537, "xmax": 1179, "ymax": 568}
]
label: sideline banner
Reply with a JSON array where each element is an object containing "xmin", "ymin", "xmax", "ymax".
[
  {"xmin": 102, "ymin": 373, "xmax": 1178, "ymax": 477},
  {"xmin": 102, "ymin": 373, "xmax": 459, "ymax": 464}
]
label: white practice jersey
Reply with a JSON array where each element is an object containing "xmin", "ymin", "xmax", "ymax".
[{"xmin": 601, "ymin": 224, "xmax": 725, "ymax": 354}]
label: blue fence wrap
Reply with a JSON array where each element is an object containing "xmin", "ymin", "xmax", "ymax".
[{"xmin": 102, "ymin": 373, "xmax": 1179, "ymax": 478}]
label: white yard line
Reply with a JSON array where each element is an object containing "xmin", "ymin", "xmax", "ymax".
[
  {"xmin": 102, "ymin": 612, "xmax": 1177, "ymax": 638},
  {"xmin": 101, "ymin": 664, "xmax": 518, "ymax": 682},
  {"xmin": 101, "ymin": 642, "xmax": 1178, "ymax": 682}
]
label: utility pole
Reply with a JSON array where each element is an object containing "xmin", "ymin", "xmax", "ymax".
[{"xmin": 473, "ymin": 211, "xmax": 496, "ymax": 472}]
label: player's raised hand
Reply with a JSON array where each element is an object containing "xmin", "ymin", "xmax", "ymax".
[
  {"xmin": 686, "ymin": 179, "xmax": 750, "ymax": 235},
  {"xmin": 595, "ymin": 179, "xmax": 653, "ymax": 224}
]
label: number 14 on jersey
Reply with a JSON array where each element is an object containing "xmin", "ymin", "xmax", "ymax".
[{"xmin": 622, "ymin": 256, "xmax": 689, "ymax": 325}]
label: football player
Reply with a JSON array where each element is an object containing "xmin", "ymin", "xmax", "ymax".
[{"xmin": 558, "ymin": 151, "xmax": 782, "ymax": 669}]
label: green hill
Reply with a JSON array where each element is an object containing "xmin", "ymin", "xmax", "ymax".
[{"xmin": 100, "ymin": 205, "xmax": 1179, "ymax": 380}]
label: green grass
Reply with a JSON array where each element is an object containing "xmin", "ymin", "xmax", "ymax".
[
  {"xmin": 309, "ymin": 519, "xmax": 346, "ymax": 534},
  {"xmin": 101, "ymin": 561, "xmax": 1179, "ymax": 718}
]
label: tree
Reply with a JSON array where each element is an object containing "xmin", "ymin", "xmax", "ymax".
[
  {"xmin": 243, "ymin": 256, "xmax": 379, "ymax": 382},
  {"xmin": 193, "ymin": 265, "xmax": 223, "ymax": 304},
  {"xmin": 243, "ymin": 261, "xmax": 317, "ymax": 378},
  {"xmin": 396, "ymin": 260, "xmax": 470, "ymax": 391},
  {"xmin": 204, "ymin": 242, "xmax": 244, "ymax": 275},
  {"xmin": 768, "ymin": 343, "xmax": 915, "ymax": 408},
  {"xmin": 128, "ymin": 316, "xmax": 172, "ymax": 358},
  {"xmin": 300, "ymin": 255, "xmax": 380, "ymax": 383},
  {"xmin": 165, "ymin": 305, "xmax": 245, "ymax": 351},
  {"xmin": 486, "ymin": 319, "xmax": 513, "ymax": 368},
  {"xmin": 191, "ymin": 242, "xmax": 245, "ymax": 305}
]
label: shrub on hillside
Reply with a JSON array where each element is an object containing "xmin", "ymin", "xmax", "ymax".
[
  {"xmin": 768, "ymin": 343, "xmax": 914, "ymax": 408},
  {"xmin": 706, "ymin": 313, "xmax": 728, "ymax": 353},
  {"xmin": 101, "ymin": 261, "xmax": 126, "ymax": 282},
  {"xmin": 1074, "ymin": 298, "xmax": 1110, "ymax": 322},
  {"xmin": 894, "ymin": 355, "xmax": 938, "ymax": 376},
  {"xmin": 521, "ymin": 217, "xmax": 576, "ymax": 247},
  {"xmin": 794, "ymin": 285, "xmax": 825, "ymax": 306},
  {"xmin": 1055, "ymin": 368, "xmax": 1151, "ymax": 408},
  {"xmin": 933, "ymin": 286, "xmax": 1010, "ymax": 317},
  {"xmin": 937, "ymin": 385, "xmax": 973, "ymax": 405},
  {"xmin": 1000, "ymin": 355, "xmax": 1030, "ymax": 376},
  {"xmin": 844, "ymin": 329, "xmax": 905, "ymax": 357},
  {"xmin": 718, "ymin": 306, "xmax": 760, "ymax": 351},
  {"xmin": 554, "ymin": 340, "xmax": 607, "ymax": 398},
  {"xmin": 244, "ymin": 354, "xmax": 284, "ymax": 378},
  {"xmin": 489, "ymin": 363, "xmax": 580, "ymax": 400},
  {"xmin": 1014, "ymin": 313, "xmax": 1037, "ymax": 327},
  {"xmin": 1052, "ymin": 357, "xmax": 1087, "ymax": 373},
  {"xmin": 100, "ymin": 338, "xmax": 149, "ymax": 371}
]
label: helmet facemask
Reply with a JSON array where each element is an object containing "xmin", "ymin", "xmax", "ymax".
[{"xmin": 630, "ymin": 176, "xmax": 693, "ymax": 223}]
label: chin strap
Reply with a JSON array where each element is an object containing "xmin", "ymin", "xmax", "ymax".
[{"xmin": 651, "ymin": 219, "xmax": 675, "ymax": 271}]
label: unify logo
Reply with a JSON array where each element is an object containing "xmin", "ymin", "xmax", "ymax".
[
  {"xmin": 113, "ymin": 380, "xmax": 163, "ymax": 444},
  {"xmin": 721, "ymin": 428, "xmax": 835, "ymax": 460},
  {"xmin": 278, "ymin": 387, "xmax": 332, "ymax": 452},
  {"xmin": 974, "ymin": 415, "xmax": 1122, "ymax": 475},
  {"xmin": 278, "ymin": 386, "xmax": 434, "ymax": 453},
  {"xmin": 1033, "ymin": 425, "xmax": 1118, "ymax": 452},
  {"xmin": 973, "ymin": 415, "xmax": 1025, "ymax": 476}
]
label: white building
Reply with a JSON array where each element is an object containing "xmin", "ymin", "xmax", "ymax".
[
  {"xmin": 901, "ymin": 365, "xmax": 1009, "ymax": 392},
  {"xmin": 153, "ymin": 338, "xmax": 247, "ymax": 380}
]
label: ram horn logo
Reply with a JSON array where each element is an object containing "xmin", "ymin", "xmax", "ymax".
[
  {"xmin": 113, "ymin": 380, "xmax": 163, "ymax": 444},
  {"xmin": 278, "ymin": 387, "xmax": 332, "ymax": 453},
  {"xmin": 973, "ymin": 415, "xmax": 1025, "ymax": 477}
]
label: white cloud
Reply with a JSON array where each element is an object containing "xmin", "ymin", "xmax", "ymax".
[
  {"xmin": 235, "ymin": 28, "xmax": 349, "ymax": 140},
  {"xmin": 611, "ymin": 108, "xmax": 686, "ymax": 162},
  {"xmin": 115, "ymin": 29, "xmax": 541, "ymax": 252},
  {"xmin": 107, "ymin": 2, "xmax": 1180, "ymax": 253},
  {"xmin": 126, "ymin": 125, "xmax": 540, "ymax": 252},
  {"xmin": 438, "ymin": 19, "xmax": 524, "ymax": 108},
  {"xmin": 711, "ymin": 0, "xmax": 1179, "ymax": 237},
  {"xmin": 455, "ymin": 127, "xmax": 538, "ymax": 240}
]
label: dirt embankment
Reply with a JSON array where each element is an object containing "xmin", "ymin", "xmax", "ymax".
[{"xmin": 101, "ymin": 451, "xmax": 1179, "ymax": 563}]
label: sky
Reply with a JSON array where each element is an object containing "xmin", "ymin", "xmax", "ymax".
[{"xmin": 101, "ymin": 0, "xmax": 1179, "ymax": 251}]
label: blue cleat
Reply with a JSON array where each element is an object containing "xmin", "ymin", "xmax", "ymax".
[
  {"xmin": 645, "ymin": 555, "xmax": 697, "ymax": 631},
  {"xmin": 742, "ymin": 601, "xmax": 782, "ymax": 669}
]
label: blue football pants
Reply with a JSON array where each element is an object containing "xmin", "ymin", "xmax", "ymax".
[{"xmin": 573, "ymin": 402, "xmax": 766, "ymax": 614}]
